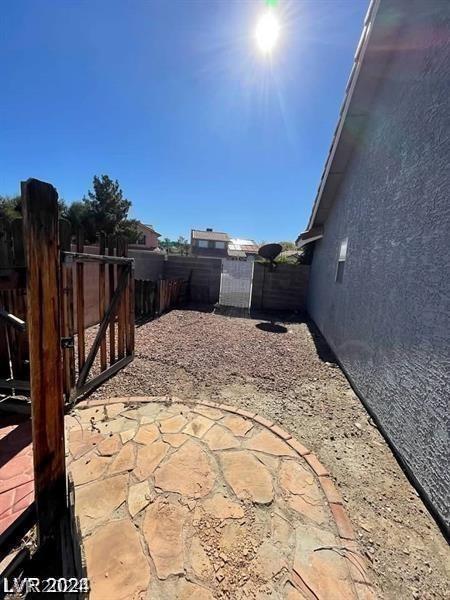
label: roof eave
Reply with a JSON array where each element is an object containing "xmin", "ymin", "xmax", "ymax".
[
  {"xmin": 295, "ymin": 226, "xmax": 324, "ymax": 248},
  {"xmin": 298, "ymin": 0, "xmax": 392, "ymax": 241}
]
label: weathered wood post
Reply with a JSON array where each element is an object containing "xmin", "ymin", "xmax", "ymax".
[{"xmin": 22, "ymin": 178, "xmax": 66, "ymax": 545}]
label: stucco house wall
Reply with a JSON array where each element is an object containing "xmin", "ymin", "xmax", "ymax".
[
  {"xmin": 131, "ymin": 223, "xmax": 160, "ymax": 250},
  {"xmin": 306, "ymin": 2, "xmax": 450, "ymax": 529}
]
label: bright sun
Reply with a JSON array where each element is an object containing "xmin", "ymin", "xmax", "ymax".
[{"xmin": 254, "ymin": 11, "xmax": 280, "ymax": 55}]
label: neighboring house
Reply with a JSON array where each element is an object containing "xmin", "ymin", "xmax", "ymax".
[
  {"xmin": 228, "ymin": 238, "xmax": 259, "ymax": 261},
  {"xmin": 131, "ymin": 222, "xmax": 161, "ymax": 250},
  {"xmin": 190, "ymin": 229, "xmax": 259, "ymax": 260},
  {"xmin": 191, "ymin": 228, "xmax": 230, "ymax": 258},
  {"xmin": 296, "ymin": 0, "xmax": 449, "ymax": 531}
]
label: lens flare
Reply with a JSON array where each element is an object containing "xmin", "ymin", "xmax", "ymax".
[{"xmin": 254, "ymin": 11, "xmax": 280, "ymax": 55}]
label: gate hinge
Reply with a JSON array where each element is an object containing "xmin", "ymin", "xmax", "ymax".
[{"xmin": 61, "ymin": 336, "xmax": 74, "ymax": 349}]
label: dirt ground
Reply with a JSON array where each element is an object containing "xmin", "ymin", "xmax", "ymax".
[{"xmin": 89, "ymin": 309, "xmax": 450, "ymax": 600}]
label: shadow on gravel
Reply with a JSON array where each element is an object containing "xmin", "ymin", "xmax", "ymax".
[
  {"xmin": 255, "ymin": 322, "xmax": 288, "ymax": 334},
  {"xmin": 306, "ymin": 320, "xmax": 337, "ymax": 364}
]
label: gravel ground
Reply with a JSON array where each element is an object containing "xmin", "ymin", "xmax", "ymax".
[{"xmin": 88, "ymin": 308, "xmax": 450, "ymax": 600}]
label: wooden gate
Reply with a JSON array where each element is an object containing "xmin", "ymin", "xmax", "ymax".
[
  {"xmin": 60, "ymin": 230, "xmax": 134, "ymax": 403},
  {"xmin": 0, "ymin": 189, "xmax": 134, "ymax": 406}
]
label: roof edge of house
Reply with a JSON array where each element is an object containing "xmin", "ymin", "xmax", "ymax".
[
  {"xmin": 139, "ymin": 222, "xmax": 161, "ymax": 237},
  {"xmin": 296, "ymin": 0, "xmax": 385, "ymax": 247}
]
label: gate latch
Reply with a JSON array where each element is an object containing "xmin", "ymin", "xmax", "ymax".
[{"xmin": 61, "ymin": 336, "xmax": 74, "ymax": 349}]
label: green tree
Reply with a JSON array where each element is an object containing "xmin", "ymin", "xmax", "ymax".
[
  {"xmin": 1, "ymin": 176, "xmax": 139, "ymax": 244},
  {"xmin": 62, "ymin": 175, "xmax": 139, "ymax": 243},
  {"xmin": 1, "ymin": 194, "xmax": 68, "ymax": 222},
  {"xmin": 278, "ymin": 241, "xmax": 296, "ymax": 251},
  {"xmin": 84, "ymin": 175, "xmax": 136, "ymax": 238},
  {"xmin": 161, "ymin": 237, "xmax": 171, "ymax": 252},
  {"xmin": 0, "ymin": 195, "xmax": 21, "ymax": 221},
  {"xmin": 63, "ymin": 200, "xmax": 96, "ymax": 241},
  {"xmin": 116, "ymin": 218, "xmax": 141, "ymax": 244}
]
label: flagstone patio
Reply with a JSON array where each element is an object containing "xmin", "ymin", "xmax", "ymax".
[{"xmin": 67, "ymin": 396, "xmax": 375, "ymax": 600}]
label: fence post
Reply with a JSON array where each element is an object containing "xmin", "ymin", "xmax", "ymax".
[{"xmin": 22, "ymin": 178, "xmax": 66, "ymax": 545}]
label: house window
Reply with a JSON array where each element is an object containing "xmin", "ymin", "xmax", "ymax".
[
  {"xmin": 138, "ymin": 234, "xmax": 146, "ymax": 245},
  {"xmin": 336, "ymin": 237, "xmax": 348, "ymax": 283},
  {"xmin": 215, "ymin": 241, "xmax": 225, "ymax": 249},
  {"xmin": 198, "ymin": 240, "xmax": 208, "ymax": 248}
]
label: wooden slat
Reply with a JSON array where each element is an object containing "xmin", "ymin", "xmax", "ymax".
[
  {"xmin": 22, "ymin": 178, "xmax": 66, "ymax": 545},
  {"xmin": 6, "ymin": 290, "xmax": 20, "ymax": 378},
  {"xmin": 14, "ymin": 289, "xmax": 29, "ymax": 381},
  {"xmin": 0, "ymin": 318, "xmax": 10, "ymax": 378},
  {"xmin": 122, "ymin": 240, "xmax": 131, "ymax": 357},
  {"xmin": 76, "ymin": 229, "xmax": 85, "ymax": 371},
  {"xmin": 108, "ymin": 235, "xmax": 116, "ymax": 364},
  {"xmin": 66, "ymin": 256, "xmax": 76, "ymax": 392},
  {"xmin": 11, "ymin": 218, "xmax": 25, "ymax": 266},
  {"xmin": 98, "ymin": 232, "xmax": 107, "ymax": 371},
  {"xmin": 127, "ymin": 260, "xmax": 135, "ymax": 356},
  {"xmin": 0, "ymin": 219, "xmax": 12, "ymax": 267},
  {"xmin": 76, "ymin": 266, "xmax": 130, "ymax": 388},
  {"xmin": 116, "ymin": 237, "xmax": 125, "ymax": 360},
  {"xmin": 59, "ymin": 219, "xmax": 74, "ymax": 401}
]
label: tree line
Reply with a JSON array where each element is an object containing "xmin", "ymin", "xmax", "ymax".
[{"xmin": 0, "ymin": 174, "xmax": 141, "ymax": 243}]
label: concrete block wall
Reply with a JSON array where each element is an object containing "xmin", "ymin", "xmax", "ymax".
[
  {"xmin": 251, "ymin": 264, "xmax": 310, "ymax": 312},
  {"xmin": 130, "ymin": 249, "xmax": 165, "ymax": 280},
  {"xmin": 164, "ymin": 255, "xmax": 222, "ymax": 304}
]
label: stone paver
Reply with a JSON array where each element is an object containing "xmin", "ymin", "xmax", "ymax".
[
  {"xmin": 74, "ymin": 473, "xmax": 128, "ymax": 533},
  {"xmin": 133, "ymin": 440, "xmax": 168, "ymax": 481},
  {"xmin": 183, "ymin": 415, "xmax": 214, "ymax": 439},
  {"xmin": 203, "ymin": 424, "xmax": 240, "ymax": 451},
  {"xmin": 202, "ymin": 493, "xmax": 245, "ymax": 520},
  {"xmin": 84, "ymin": 518, "xmax": 150, "ymax": 600},
  {"xmin": 221, "ymin": 451, "xmax": 274, "ymax": 504},
  {"xmin": 159, "ymin": 414, "xmax": 187, "ymax": 434},
  {"xmin": 244, "ymin": 429, "xmax": 297, "ymax": 457},
  {"xmin": 143, "ymin": 498, "xmax": 188, "ymax": 579},
  {"xmin": 127, "ymin": 480, "xmax": 151, "ymax": 517},
  {"xmin": 221, "ymin": 414, "xmax": 253, "ymax": 437},
  {"xmin": 67, "ymin": 397, "xmax": 373, "ymax": 599},
  {"xmin": 154, "ymin": 440, "xmax": 216, "ymax": 498}
]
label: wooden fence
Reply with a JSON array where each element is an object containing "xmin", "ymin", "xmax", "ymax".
[
  {"xmin": 135, "ymin": 278, "xmax": 187, "ymax": 319},
  {"xmin": 0, "ymin": 211, "xmax": 134, "ymax": 406}
]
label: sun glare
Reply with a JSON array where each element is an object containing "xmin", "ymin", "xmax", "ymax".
[{"xmin": 254, "ymin": 11, "xmax": 280, "ymax": 55}]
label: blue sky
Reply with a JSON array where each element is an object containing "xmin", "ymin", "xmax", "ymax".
[{"xmin": 1, "ymin": 0, "xmax": 368, "ymax": 242}]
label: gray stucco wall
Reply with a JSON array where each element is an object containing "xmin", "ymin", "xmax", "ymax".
[{"xmin": 307, "ymin": 2, "xmax": 450, "ymax": 529}]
